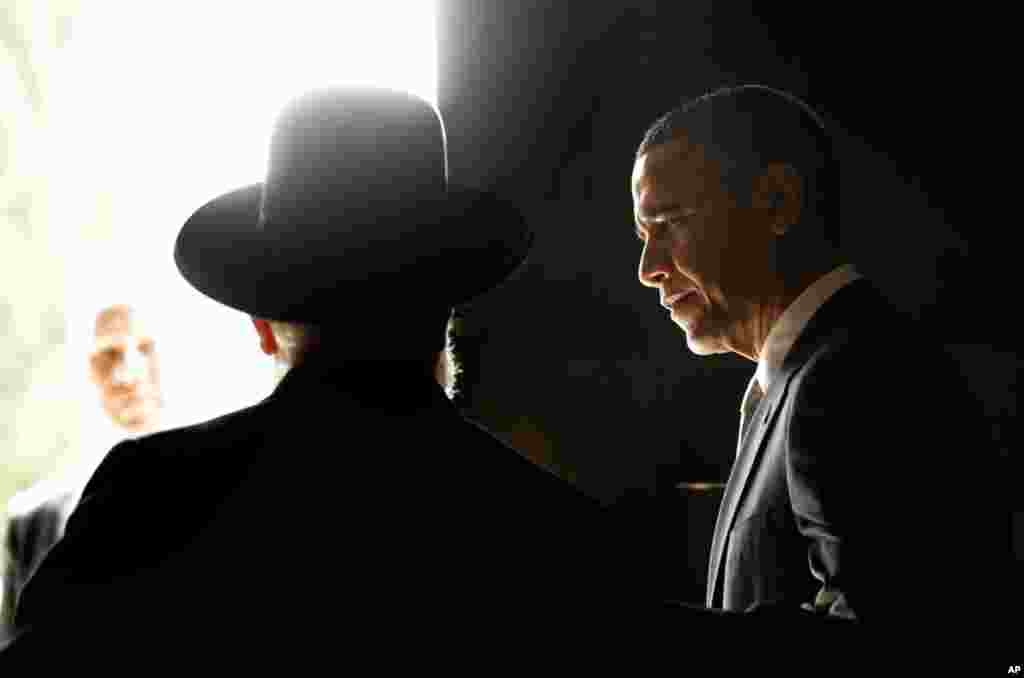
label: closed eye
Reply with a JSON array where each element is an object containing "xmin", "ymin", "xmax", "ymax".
[
  {"xmin": 636, "ymin": 220, "xmax": 666, "ymax": 242},
  {"xmin": 666, "ymin": 208, "xmax": 698, "ymax": 227}
]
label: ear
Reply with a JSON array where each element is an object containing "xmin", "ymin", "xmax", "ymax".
[
  {"xmin": 753, "ymin": 162, "xmax": 803, "ymax": 236},
  {"xmin": 251, "ymin": 317, "xmax": 279, "ymax": 356},
  {"xmin": 88, "ymin": 353, "xmax": 103, "ymax": 385}
]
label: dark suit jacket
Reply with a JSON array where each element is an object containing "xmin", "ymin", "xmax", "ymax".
[
  {"xmin": 3, "ymin": 359, "xmax": 645, "ymax": 667},
  {"xmin": 704, "ymin": 279, "xmax": 1015, "ymax": 651},
  {"xmin": 1, "ymin": 496, "xmax": 69, "ymax": 636}
]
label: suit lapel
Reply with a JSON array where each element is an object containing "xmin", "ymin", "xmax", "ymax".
[
  {"xmin": 705, "ymin": 378, "xmax": 788, "ymax": 607},
  {"xmin": 703, "ymin": 279, "xmax": 879, "ymax": 608}
]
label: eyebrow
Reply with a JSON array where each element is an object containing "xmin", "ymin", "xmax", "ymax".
[
  {"xmin": 94, "ymin": 335, "xmax": 152, "ymax": 351},
  {"xmin": 635, "ymin": 203, "xmax": 696, "ymax": 229}
]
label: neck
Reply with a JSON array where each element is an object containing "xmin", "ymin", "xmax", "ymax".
[
  {"xmin": 117, "ymin": 420, "xmax": 157, "ymax": 437},
  {"xmin": 728, "ymin": 259, "xmax": 843, "ymax": 363},
  {"xmin": 271, "ymin": 351, "xmax": 444, "ymax": 408},
  {"xmin": 279, "ymin": 350, "xmax": 438, "ymax": 383}
]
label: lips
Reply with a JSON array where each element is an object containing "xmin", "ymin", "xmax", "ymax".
[{"xmin": 662, "ymin": 289, "xmax": 699, "ymax": 308}]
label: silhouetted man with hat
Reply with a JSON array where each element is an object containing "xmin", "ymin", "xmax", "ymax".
[{"xmin": 1, "ymin": 87, "xmax": 631, "ymax": 667}]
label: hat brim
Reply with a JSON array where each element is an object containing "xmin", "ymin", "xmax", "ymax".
[{"xmin": 174, "ymin": 183, "xmax": 534, "ymax": 323}]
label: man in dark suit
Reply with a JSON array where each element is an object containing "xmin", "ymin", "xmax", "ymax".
[
  {"xmin": 1, "ymin": 87, "xmax": 635, "ymax": 667},
  {"xmin": 631, "ymin": 85, "xmax": 1013, "ymax": 655}
]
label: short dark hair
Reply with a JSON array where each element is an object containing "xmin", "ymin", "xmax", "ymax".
[{"xmin": 637, "ymin": 84, "xmax": 839, "ymax": 247}]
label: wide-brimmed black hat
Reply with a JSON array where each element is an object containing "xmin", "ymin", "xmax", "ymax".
[{"xmin": 174, "ymin": 86, "xmax": 533, "ymax": 325}]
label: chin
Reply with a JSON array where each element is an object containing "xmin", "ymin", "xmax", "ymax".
[
  {"xmin": 675, "ymin": 308, "xmax": 720, "ymax": 354},
  {"xmin": 116, "ymin": 406, "xmax": 158, "ymax": 431},
  {"xmin": 116, "ymin": 419, "xmax": 144, "ymax": 432},
  {"xmin": 684, "ymin": 331, "xmax": 728, "ymax": 356}
]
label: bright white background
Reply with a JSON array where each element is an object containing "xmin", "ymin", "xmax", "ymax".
[{"xmin": 1, "ymin": 0, "xmax": 437, "ymax": 513}]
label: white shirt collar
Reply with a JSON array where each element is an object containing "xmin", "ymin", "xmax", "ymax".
[{"xmin": 754, "ymin": 264, "xmax": 863, "ymax": 393}]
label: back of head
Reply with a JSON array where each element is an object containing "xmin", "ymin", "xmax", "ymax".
[{"xmin": 269, "ymin": 304, "xmax": 452, "ymax": 375}]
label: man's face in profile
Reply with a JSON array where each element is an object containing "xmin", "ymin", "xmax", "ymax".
[
  {"xmin": 632, "ymin": 135, "xmax": 773, "ymax": 355},
  {"xmin": 89, "ymin": 305, "xmax": 163, "ymax": 431}
]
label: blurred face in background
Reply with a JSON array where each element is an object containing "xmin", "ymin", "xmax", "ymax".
[{"xmin": 89, "ymin": 304, "xmax": 163, "ymax": 431}]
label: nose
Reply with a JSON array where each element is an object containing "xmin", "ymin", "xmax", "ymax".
[
  {"xmin": 111, "ymin": 348, "xmax": 147, "ymax": 386},
  {"xmin": 638, "ymin": 237, "xmax": 671, "ymax": 288}
]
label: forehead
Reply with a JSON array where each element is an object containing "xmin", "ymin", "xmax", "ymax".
[
  {"xmin": 631, "ymin": 134, "xmax": 722, "ymax": 213},
  {"xmin": 94, "ymin": 306, "xmax": 152, "ymax": 343}
]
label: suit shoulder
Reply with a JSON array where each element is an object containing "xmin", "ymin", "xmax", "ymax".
[
  {"xmin": 6, "ymin": 477, "xmax": 76, "ymax": 521},
  {"xmin": 458, "ymin": 416, "xmax": 554, "ymax": 473},
  {"xmin": 456, "ymin": 415, "xmax": 598, "ymax": 504},
  {"xmin": 787, "ymin": 282, "xmax": 923, "ymax": 384},
  {"xmin": 790, "ymin": 315, "xmax": 954, "ymax": 401},
  {"xmin": 144, "ymin": 396, "xmax": 269, "ymax": 443},
  {"xmin": 790, "ymin": 305, "xmax": 924, "ymax": 383},
  {"xmin": 81, "ymin": 398, "xmax": 289, "ymax": 500},
  {"xmin": 108, "ymin": 399, "xmax": 270, "ymax": 465}
]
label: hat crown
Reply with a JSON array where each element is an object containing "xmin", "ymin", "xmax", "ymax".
[
  {"xmin": 175, "ymin": 86, "xmax": 534, "ymax": 328},
  {"xmin": 259, "ymin": 87, "xmax": 447, "ymax": 230}
]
